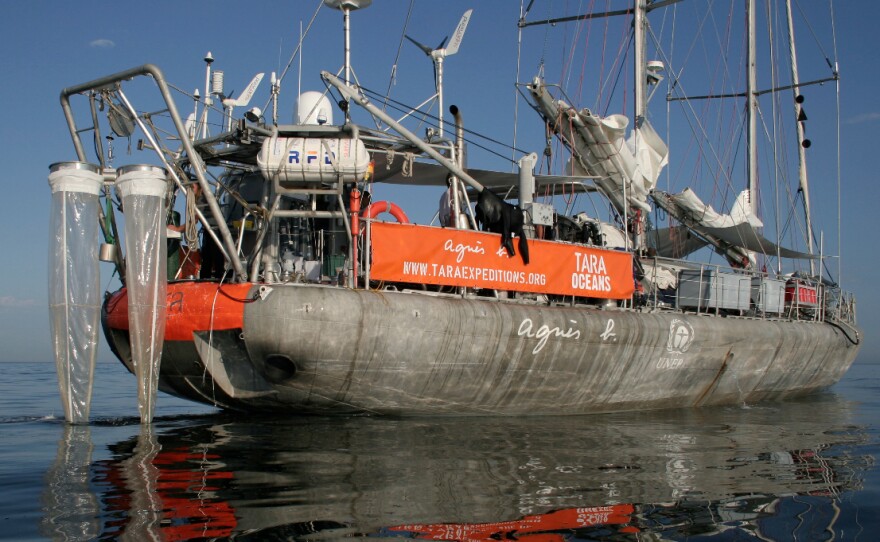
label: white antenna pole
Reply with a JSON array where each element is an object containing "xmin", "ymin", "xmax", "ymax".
[
  {"xmin": 272, "ymin": 72, "xmax": 279, "ymax": 126},
  {"xmin": 343, "ymin": 7, "xmax": 352, "ymax": 85},
  {"xmin": 436, "ymin": 55, "xmax": 445, "ymax": 137},
  {"xmin": 324, "ymin": 0, "xmax": 372, "ymax": 120},
  {"xmin": 191, "ymin": 89, "xmax": 200, "ymax": 139},
  {"xmin": 202, "ymin": 52, "xmax": 214, "ymax": 139}
]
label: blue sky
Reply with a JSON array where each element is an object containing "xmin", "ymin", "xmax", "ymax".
[{"xmin": 1, "ymin": 0, "xmax": 877, "ymax": 364}]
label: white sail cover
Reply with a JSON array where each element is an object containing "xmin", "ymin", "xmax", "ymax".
[
  {"xmin": 670, "ymin": 188, "xmax": 763, "ymax": 229},
  {"xmin": 48, "ymin": 163, "xmax": 103, "ymax": 424},
  {"xmin": 529, "ymin": 79, "xmax": 668, "ymax": 214},
  {"xmin": 116, "ymin": 165, "xmax": 168, "ymax": 424},
  {"xmin": 654, "ymin": 188, "xmax": 817, "ymax": 260}
]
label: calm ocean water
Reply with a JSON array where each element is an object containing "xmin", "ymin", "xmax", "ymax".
[{"xmin": 0, "ymin": 360, "xmax": 877, "ymax": 541}]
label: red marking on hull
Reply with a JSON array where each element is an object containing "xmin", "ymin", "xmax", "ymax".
[
  {"xmin": 389, "ymin": 505, "xmax": 637, "ymax": 541},
  {"xmin": 105, "ymin": 282, "xmax": 253, "ymax": 342}
]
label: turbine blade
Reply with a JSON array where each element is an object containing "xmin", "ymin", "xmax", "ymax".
[
  {"xmin": 232, "ymin": 73, "xmax": 265, "ymax": 107},
  {"xmin": 405, "ymin": 34, "xmax": 434, "ymax": 56},
  {"xmin": 445, "ymin": 9, "xmax": 472, "ymax": 56}
]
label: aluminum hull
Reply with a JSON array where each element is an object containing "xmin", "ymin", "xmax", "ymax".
[{"xmin": 103, "ymin": 282, "xmax": 860, "ymax": 415}]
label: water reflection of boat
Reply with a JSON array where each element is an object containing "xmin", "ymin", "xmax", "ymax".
[{"xmin": 41, "ymin": 395, "xmax": 872, "ymax": 539}]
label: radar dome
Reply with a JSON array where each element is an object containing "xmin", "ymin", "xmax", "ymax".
[{"xmin": 296, "ymin": 91, "xmax": 333, "ymax": 125}]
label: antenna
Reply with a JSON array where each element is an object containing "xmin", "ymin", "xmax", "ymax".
[
  {"xmin": 201, "ymin": 52, "xmax": 214, "ymax": 139},
  {"xmin": 271, "ymin": 71, "xmax": 280, "ymax": 126},
  {"xmin": 405, "ymin": 9, "xmax": 472, "ymax": 137},
  {"xmin": 323, "ymin": 0, "xmax": 372, "ymax": 121}
]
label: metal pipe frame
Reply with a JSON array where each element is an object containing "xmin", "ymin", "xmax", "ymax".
[{"xmin": 60, "ymin": 64, "xmax": 247, "ymax": 279}]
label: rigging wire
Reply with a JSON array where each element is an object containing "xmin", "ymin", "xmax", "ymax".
[
  {"xmin": 768, "ymin": 0, "xmax": 781, "ymax": 264},
  {"xmin": 646, "ymin": 28, "xmax": 741, "ymax": 201},
  {"xmin": 757, "ymin": 106, "xmax": 804, "ymax": 263},
  {"xmin": 676, "ymin": 1, "xmax": 737, "ymax": 206},
  {"xmin": 595, "ymin": 0, "xmax": 613, "ymax": 111},
  {"xmin": 513, "ymin": 0, "xmax": 526, "ymax": 169},
  {"xmin": 663, "ymin": 2, "xmax": 678, "ymax": 206},
  {"xmin": 667, "ymin": 5, "xmax": 716, "ymax": 103},
  {"xmin": 558, "ymin": 1, "xmax": 577, "ymax": 91},
  {"xmin": 830, "ymin": 0, "xmax": 841, "ymax": 284},
  {"xmin": 655, "ymin": 2, "xmax": 745, "ymax": 208},
  {"xmin": 600, "ymin": 33, "xmax": 631, "ymax": 116},
  {"xmin": 516, "ymin": 1, "xmax": 841, "ymax": 276},
  {"xmin": 382, "ymin": 0, "xmax": 415, "ymax": 113},
  {"xmin": 261, "ymin": 0, "xmax": 324, "ymax": 115},
  {"xmin": 560, "ymin": 0, "xmax": 592, "ymax": 100},
  {"xmin": 357, "ymin": 85, "xmax": 525, "ymax": 163},
  {"xmin": 794, "ymin": 0, "xmax": 836, "ymax": 73},
  {"xmin": 573, "ymin": 0, "xmax": 598, "ymax": 106}
]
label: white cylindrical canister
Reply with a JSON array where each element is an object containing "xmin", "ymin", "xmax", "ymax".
[
  {"xmin": 115, "ymin": 164, "xmax": 168, "ymax": 424},
  {"xmin": 48, "ymin": 161, "xmax": 104, "ymax": 424}
]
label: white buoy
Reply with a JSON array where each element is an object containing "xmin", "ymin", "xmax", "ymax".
[
  {"xmin": 48, "ymin": 162, "xmax": 104, "ymax": 425},
  {"xmin": 115, "ymin": 165, "xmax": 168, "ymax": 424}
]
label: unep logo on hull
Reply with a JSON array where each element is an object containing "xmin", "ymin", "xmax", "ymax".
[{"xmin": 667, "ymin": 319, "xmax": 695, "ymax": 354}]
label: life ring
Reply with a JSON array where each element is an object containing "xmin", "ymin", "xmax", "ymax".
[{"xmin": 362, "ymin": 201, "xmax": 409, "ymax": 223}]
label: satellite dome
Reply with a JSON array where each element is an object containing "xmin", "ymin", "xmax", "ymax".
[{"xmin": 296, "ymin": 91, "xmax": 334, "ymax": 125}]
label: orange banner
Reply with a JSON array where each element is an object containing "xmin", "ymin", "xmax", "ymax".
[{"xmin": 370, "ymin": 222, "xmax": 634, "ymax": 299}]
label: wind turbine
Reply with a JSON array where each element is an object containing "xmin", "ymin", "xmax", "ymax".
[
  {"xmin": 405, "ymin": 8, "xmax": 472, "ymax": 138},
  {"xmin": 221, "ymin": 72, "xmax": 265, "ymax": 130}
]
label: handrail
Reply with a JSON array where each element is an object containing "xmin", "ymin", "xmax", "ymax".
[{"xmin": 639, "ymin": 256, "xmax": 857, "ymax": 325}]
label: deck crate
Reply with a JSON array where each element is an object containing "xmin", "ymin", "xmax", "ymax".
[
  {"xmin": 751, "ymin": 277, "xmax": 786, "ymax": 314},
  {"xmin": 677, "ymin": 269, "xmax": 750, "ymax": 312}
]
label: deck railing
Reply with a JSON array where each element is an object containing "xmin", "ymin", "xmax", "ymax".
[{"xmin": 641, "ymin": 258, "xmax": 856, "ymax": 325}]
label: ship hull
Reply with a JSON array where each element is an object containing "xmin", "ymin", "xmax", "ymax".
[{"xmin": 103, "ymin": 281, "xmax": 860, "ymax": 415}]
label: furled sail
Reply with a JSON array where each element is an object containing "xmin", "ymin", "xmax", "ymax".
[
  {"xmin": 652, "ymin": 188, "xmax": 817, "ymax": 262},
  {"xmin": 667, "ymin": 188, "xmax": 762, "ymax": 229},
  {"xmin": 527, "ymin": 78, "xmax": 668, "ymax": 214},
  {"xmin": 704, "ymin": 223, "xmax": 818, "ymax": 260}
]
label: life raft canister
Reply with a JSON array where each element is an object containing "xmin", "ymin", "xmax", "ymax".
[{"xmin": 362, "ymin": 201, "xmax": 409, "ymax": 224}]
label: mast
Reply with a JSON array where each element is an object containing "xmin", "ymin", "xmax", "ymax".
[
  {"xmin": 785, "ymin": 0, "xmax": 815, "ymax": 272},
  {"xmin": 632, "ymin": 0, "xmax": 647, "ymax": 250},
  {"xmin": 634, "ymin": 1, "xmax": 647, "ymax": 123},
  {"xmin": 746, "ymin": 0, "xmax": 759, "ymax": 215}
]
